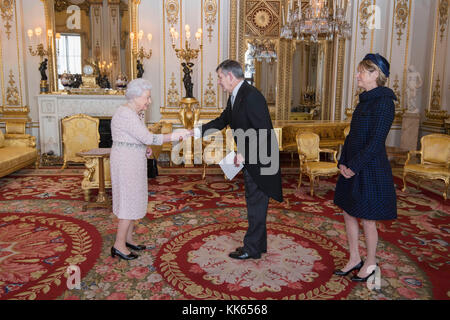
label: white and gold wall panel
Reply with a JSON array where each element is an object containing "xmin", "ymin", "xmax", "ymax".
[
  {"xmin": 387, "ymin": 0, "xmax": 413, "ymax": 114},
  {"xmin": 344, "ymin": 0, "xmax": 415, "ymax": 147},
  {"xmin": 137, "ymin": 0, "xmax": 228, "ymax": 124},
  {"xmin": 422, "ymin": 0, "xmax": 449, "ymax": 135},
  {"xmin": 0, "ymin": 0, "xmax": 28, "ymax": 118}
]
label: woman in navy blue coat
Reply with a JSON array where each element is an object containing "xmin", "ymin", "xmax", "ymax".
[{"xmin": 333, "ymin": 53, "xmax": 397, "ymax": 282}]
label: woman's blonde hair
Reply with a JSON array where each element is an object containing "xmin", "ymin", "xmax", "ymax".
[{"xmin": 358, "ymin": 59, "xmax": 387, "ymax": 87}]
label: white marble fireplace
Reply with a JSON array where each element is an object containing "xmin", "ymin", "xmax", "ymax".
[{"xmin": 37, "ymin": 94, "xmax": 127, "ymax": 156}]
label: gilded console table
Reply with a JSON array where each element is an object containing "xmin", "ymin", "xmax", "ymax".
[{"xmin": 77, "ymin": 148, "xmax": 112, "ymax": 211}]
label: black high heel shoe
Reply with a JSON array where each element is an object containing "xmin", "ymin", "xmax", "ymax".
[
  {"xmin": 351, "ymin": 265, "xmax": 377, "ymax": 282},
  {"xmin": 333, "ymin": 260, "xmax": 364, "ymax": 276},
  {"xmin": 126, "ymin": 242, "xmax": 146, "ymax": 251},
  {"xmin": 111, "ymin": 247, "xmax": 138, "ymax": 260}
]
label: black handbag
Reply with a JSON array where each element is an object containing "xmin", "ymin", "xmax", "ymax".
[{"xmin": 147, "ymin": 158, "xmax": 158, "ymax": 178}]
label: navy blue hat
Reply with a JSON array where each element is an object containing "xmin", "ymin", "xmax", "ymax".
[{"xmin": 363, "ymin": 53, "xmax": 390, "ymax": 78}]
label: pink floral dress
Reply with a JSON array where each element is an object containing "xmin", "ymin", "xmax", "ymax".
[{"xmin": 110, "ymin": 106, "xmax": 163, "ymax": 220}]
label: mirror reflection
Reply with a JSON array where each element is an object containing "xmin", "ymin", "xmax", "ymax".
[
  {"xmin": 52, "ymin": 0, "xmax": 131, "ymax": 91},
  {"xmin": 244, "ymin": 39, "xmax": 278, "ymax": 107},
  {"xmin": 290, "ymin": 41, "xmax": 329, "ymax": 120}
]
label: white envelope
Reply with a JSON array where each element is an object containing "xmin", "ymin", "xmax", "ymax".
[{"xmin": 219, "ymin": 151, "xmax": 243, "ymax": 180}]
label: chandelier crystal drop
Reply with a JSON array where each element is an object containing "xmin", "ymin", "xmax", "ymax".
[
  {"xmin": 247, "ymin": 39, "xmax": 278, "ymax": 63},
  {"xmin": 280, "ymin": 0, "xmax": 352, "ymax": 42}
]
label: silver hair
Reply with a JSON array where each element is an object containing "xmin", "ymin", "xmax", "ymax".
[{"xmin": 125, "ymin": 78, "xmax": 152, "ymax": 100}]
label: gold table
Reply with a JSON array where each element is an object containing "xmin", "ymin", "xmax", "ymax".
[{"xmin": 77, "ymin": 148, "xmax": 111, "ymax": 211}]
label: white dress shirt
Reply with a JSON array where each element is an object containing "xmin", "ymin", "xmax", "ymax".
[{"xmin": 194, "ymin": 80, "xmax": 245, "ymax": 139}]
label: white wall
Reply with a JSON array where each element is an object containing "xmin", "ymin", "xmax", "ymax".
[{"xmin": 410, "ymin": 0, "xmax": 436, "ymax": 123}]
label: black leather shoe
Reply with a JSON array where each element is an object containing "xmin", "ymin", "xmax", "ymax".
[
  {"xmin": 229, "ymin": 250, "xmax": 261, "ymax": 260},
  {"xmin": 111, "ymin": 247, "xmax": 138, "ymax": 260},
  {"xmin": 351, "ymin": 269, "xmax": 375, "ymax": 282},
  {"xmin": 235, "ymin": 247, "xmax": 267, "ymax": 254},
  {"xmin": 126, "ymin": 242, "xmax": 146, "ymax": 251},
  {"xmin": 334, "ymin": 260, "xmax": 364, "ymax": 276}
]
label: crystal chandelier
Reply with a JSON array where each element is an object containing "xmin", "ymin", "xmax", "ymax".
[
  {"xmin": 280, "ymin": 0, "xmax": 352, "ymax": 42},
  {"xmin": 247, "ymin": 39, "xmax": 278, "ymax": 63}
]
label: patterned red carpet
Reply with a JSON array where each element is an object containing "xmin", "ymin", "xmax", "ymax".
[
  {"xmin": 0, "ymin": 212, "xmax": 102, "ymax": 299},
  {"xmin": 0, "ymin": 168, "xmax": 448, "ymax": 300}
]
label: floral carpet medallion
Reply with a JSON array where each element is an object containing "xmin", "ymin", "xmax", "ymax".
[
  {"xmin": 0, "ymin": 212, "xmax": 102, "ymax": 300},
  {"xmin": 156, "ymin": 221, "xmax": 352, "ymax": 299},
  {"xmin": 0, "ymin": 170, "xmax": 448, "ymax": 300},
  {"xmin": 155, "ymin": 208, "xmax": 435, "ymax": 300}
]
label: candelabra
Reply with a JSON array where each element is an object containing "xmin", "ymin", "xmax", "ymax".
[
  {"xmin": 169, "ymin": 24, "xmax": 202, "ymax": 99},
  {"xmin": 170, "ymin": 24, "xmax": 203, "ymax": 167},
  {"xmin": 280, "ymin": 0, "xmax": 351, "ymax": 42},
  {"xmin": 130, "ymin": 30, "xmax": 152, "ymax": 78},
  {"xmin": 27, "ymin": 27, "xmax": 53, "ymax": 93},
  {"xmin": 97, "ymin": 60, "xmax": 113, "ymax": 89}
]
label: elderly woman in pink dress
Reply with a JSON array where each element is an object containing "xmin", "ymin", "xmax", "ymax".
[{"xmin": 110, "ymin": 78, "xmax": 189, "ymax": 260}]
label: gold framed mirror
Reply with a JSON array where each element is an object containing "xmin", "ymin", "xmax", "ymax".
[
  {"xmin": 233, "ymin": 0, "xmax": 347, "ymax": 121},
  {"xmin": 290, "ymin": 40, "xmax": 332, "ymax": 120},
  {"xmin": 244, "ymin": 38, "xmax": 279, "ymax": 115},
  {"xmin": 41, "ymin": 0, "xmax": 139, "ymax": 93}
]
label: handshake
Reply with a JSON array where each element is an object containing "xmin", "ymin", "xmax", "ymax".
[{"xmin": 170, "ymin": 129, "xmax": 194, "ymax": 142}]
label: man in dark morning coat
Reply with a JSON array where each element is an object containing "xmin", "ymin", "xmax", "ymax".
[{"xmin": 193, "ymin": 59, "xmax": 283, "ymax": 259}]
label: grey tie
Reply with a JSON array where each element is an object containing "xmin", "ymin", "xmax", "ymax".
[{"xmin": 230, "ymin": 95, "xmax": 235, "ymax": 109}]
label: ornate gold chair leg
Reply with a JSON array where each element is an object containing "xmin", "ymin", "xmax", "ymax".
[
  {"xmin": 84, "ymin": 189, "xmax": 90, "ymax": 202},
  {"xmin": 61, "ymin": 160, "xmax": 67, "ymax": 170},
  {"xmin": 298, "ymin": 171, "xmax": 302, "ymax": 188},
  {"xmin": 310, "ymin": 175, "xmax": 314, "ymax": 196},
  {"xmin": 202, "ymin": 164, "xmax": 207, "ymax": 179},
  {"xmin": 444, "ymin": 179, "xmax": 449, "ymax": 200},
  {"xmin": 402, "ymin": 172, "xmax": 407, "ymax": 192}
]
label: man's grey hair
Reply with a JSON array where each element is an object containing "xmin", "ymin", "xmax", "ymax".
[
  {"xmin": 216, "ymin": 59, "xmax": 245, "ymax": 79},
  {"xmin": 125, "ymin": 78, "xmax": 152, "ymax": 100}
]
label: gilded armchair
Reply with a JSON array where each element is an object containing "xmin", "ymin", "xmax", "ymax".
[
  {"xmin": 402, "ymin": 134, "xmax": 450, "ymax": 200},
  {"xmin": 344, "ymin": 125, "xmax": 350, "ymax": 138},
  {"xmin": 296, "ymin": 132, "xmax": 340, "ymax": 196},
  {"xmin": 61, "ymin": 114, "xmax": 100, "ymax": 169}
]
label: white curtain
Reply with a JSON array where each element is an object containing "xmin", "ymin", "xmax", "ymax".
[{"xmin": 56, "ymin": 34, "xmax": 82, "ymax": 75}]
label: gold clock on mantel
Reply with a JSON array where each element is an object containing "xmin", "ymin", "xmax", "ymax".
[{"xmin": 80, "ymin": 64, "xmax": 99, "ymax": 89}]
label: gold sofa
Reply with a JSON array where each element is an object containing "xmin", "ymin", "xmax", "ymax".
[
  {"xmin": 402, "ymin": 133, "xmax": 450, "ymax": 200},
  {"xmin": 0, "ymin": 128, "xmax": 38, "ymax": 178}
]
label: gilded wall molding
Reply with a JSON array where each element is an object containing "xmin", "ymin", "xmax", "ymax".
[
  {"xmin": 359, "ymin": 0, "xmax": 372, "ymax": 45},
  {"xmin": 423, "ymin": 1, "xmax": 449, "ymax": 131},
  {"xmin": 439, "ymin": 0, "xmax": 449, "ymax": 42},
  {"xmin": 204, "ymin": 0, "xmax": 217, "ymax": 42},
  {"xmin": 204, "ymin": 73, "xmax": 216, "ymax": 107},
  {"xmin": 238, "ymin": 0, "xmax": 245, "ymax": 66},
  {"xmin": 6, "ymin": 70, "xmax": 19, "ymax": 106},
  {"xmin": 334, "ymin": 38, "xmax": 346, "ymax": 121},
  {"xmin": 165, "ymin": 0, "xmax": 179, "ymax": 27},
  {"xmin": 244, "ymin": 0, "xmax": 280, "ymax": 38},
  {"xmin": 394, "ymin": 0, "xmax": 409, "ymax": 45},
  {"xmin": 167, "ymin": 72, "xmax": 180, "ymax": 107},
  {"xmin": 392, "ymin": 75, "xmax": 401, "ymax": 109},
  {"xmin": 430, "ymin": 76, "xmax": 442, "ymax": 112},
  {"xmin": 0, "ymin": 0, "xmax": 14, "ymax": 40},
  {"xmin": 229, "ymin": 0, "xmax": 238, "ymax": 60}
]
